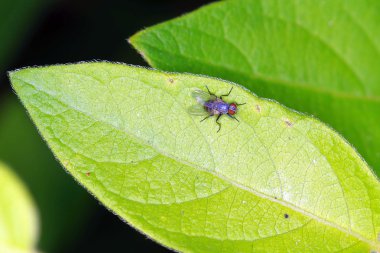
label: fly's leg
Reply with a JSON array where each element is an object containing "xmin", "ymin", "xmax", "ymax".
[
  {"xmin": 205, "ymin": 86, "xmax": 216, "ymax": 96},
  {"xmin": 228, "ymin": 114, "xmax": 239, "ymax": 122},
  {"xmin": 236, "ymin": 102, "xmax": 246, "ymax": 106},
  {"xmin": 200, "ymin": 115, "xmax": 212, "ymax": 122},
  {"xmin": 220, "ymin": 87, "xmax": 233, "ymax": 99},
  {"xmin": 216, "ymin": 114, "xmax": 222, "ymax": 132}
]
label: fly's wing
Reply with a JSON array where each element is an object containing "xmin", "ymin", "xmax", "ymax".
[
  {"xmin": 191, "ymin": 89, "xmax": 215, "ymax": 105},
  {"xmin": 188, "ymin": 104, "xmax": 207, "ymax": 116}
]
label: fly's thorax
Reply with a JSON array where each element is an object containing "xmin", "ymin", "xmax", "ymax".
[
  {"xmin": 215, "ymin": 101, "xmax": 229, "ymax": 114},
  {"xmin": 205, "ymin": 99, "xmax": 229, "ymax": 114}
]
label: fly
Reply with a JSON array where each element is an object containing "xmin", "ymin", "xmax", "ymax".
[{"xmin": 188, "ymin": 86, "xmax": 245, "ymax": 132}]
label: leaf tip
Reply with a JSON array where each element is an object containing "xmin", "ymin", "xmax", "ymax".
[
  {"xmin": 7, "ymin": 69, "xmax": 23, "ymax": 92},
  {"xmin": 128, "ymin": 31, "xmax": 156, "ymax": 68},
  {"xmin": 128, "ymin": 29, "xmax": 145, "ymax": 50},
  {"xmin": 7, "ymin": 69, "xmax": 18, "ymax": 82},
  {"xmin": 7, "ymin": 66, "xmax": 31, "ymax": 82},
  {"xmin": 8, "ymin": 70, "xmax": 31, "ymax": 97}
]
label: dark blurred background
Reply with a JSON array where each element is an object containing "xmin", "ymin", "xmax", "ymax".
[{"xmin": 0, "ymin": 0, "xmax": 213, "ymax": 252}]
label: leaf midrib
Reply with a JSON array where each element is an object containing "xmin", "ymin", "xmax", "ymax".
[{"xmin": 14, "ymin": 76, "xmax": 378, "ymax": 249}]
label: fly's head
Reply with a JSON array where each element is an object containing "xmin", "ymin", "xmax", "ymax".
[{"xmin": 228, "ymin": 103, "xmax": 237, "ymax": 115}]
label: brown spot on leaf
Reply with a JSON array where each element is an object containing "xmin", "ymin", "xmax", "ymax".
[
  {"xmin": 86, "ymin": 172, "xmax": 91, "ymax": 177},
  {"xmin": 255, "ymin": 105, "xmax": 261, "ymax": 113},
  {"xmin": 285, "ymin": 119, "xmax": 293, "ymax": 127},
  {"xmin": 168, "ymin": 78, "xmax": 174, "ymax": 83}
]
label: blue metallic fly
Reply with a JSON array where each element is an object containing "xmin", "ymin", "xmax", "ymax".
[{"xmin": 189, "ymin": 86, "xmax": 245, "ymax": 132}]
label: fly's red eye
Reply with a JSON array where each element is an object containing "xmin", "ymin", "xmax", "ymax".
[{"xmin": 228, "ymin": 103, "xmax": 237, "ymax": 115}]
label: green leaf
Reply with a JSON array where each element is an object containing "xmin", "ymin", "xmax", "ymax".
[
  {"xmin": 129, "ymin": 0, "xmax": 380, "ymax": 178},
  {"xmin": 9, "ymin": 62, "xmax": 380, "ymax": 252},
  {"xmin": 0, "ymin": 162, "xmax": 39, "ymax": 253}
]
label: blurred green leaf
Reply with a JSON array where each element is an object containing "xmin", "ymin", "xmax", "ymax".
[
  {"xmin": 0, "ymin": 95, "xmax": 94, "ymax": 252},
  {"xmin": 0, "ymin": 162, "xmax": 39, "ymax": 253},
  {"xmin": 0, "ymin": 0, "xmax": 49, "ymax": 69},
  {"xmin": 9, "ymin": 62, "xmax": 380, "ymax": 252},
  {"xmin": 130, "ymin": 0, "xmax": 380, "ymax": 177}
]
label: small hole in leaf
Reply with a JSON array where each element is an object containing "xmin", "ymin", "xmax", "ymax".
[
  {"xmin": 168, "ymin": 78, "xmax": 174, "ymax": 83},
  {"xmin": 284, "ymin": 213, "xmax": 289, "ymax": 219}
]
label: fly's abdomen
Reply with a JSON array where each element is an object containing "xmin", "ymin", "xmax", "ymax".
[{"xmin": 204, "ymin": 101, "xmax": 215, "ymax": 115}]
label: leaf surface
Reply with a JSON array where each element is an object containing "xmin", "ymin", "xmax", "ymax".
[
  {"xmin": 0, "ymin": 162, "xmax": 39, "ymax": 253},
  {"xmin": 9, "ymin": 62, "xmax": 380, "ymax": 252},
  {"xmin": 130, "ymin": 0, "xmax": 380, "ymax": 177}
]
